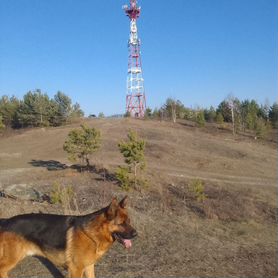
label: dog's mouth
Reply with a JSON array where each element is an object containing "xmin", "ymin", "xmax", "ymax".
[{"xmin": 113, "ymin": 233, "xmax": 133, "ymax": 249}]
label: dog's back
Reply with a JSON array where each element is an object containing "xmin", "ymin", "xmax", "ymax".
[
  {"xmin": 0, "ymin": 219, "xmax": 6, "ymax": 228},
  {"xmin": 1, "ymin": 214, "xmax": 72, "ymax": 250},
  {"xmin": 0, "ymin": 208, "xmax": 107, "ymax": 251}
]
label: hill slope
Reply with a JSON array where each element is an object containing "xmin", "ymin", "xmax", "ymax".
[{"xmin": 0, "ymin": 118, "xmax": 277, "ymax": 277}]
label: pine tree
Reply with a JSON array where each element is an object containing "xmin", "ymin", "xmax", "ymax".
[
  {"xmin": 144, "ymin": 107, "xmax": 152, "ymax": 119},
  {"xmin": 216, "ymin": 112, "xmax": 224, "ymax": 125},
  {"xmin": 0, "ymin": 95, "xmax": 20, "ymax": 127},
  {"xmin": 63, "ymin": 125, "xmax": 101, "ymax": 168},
  {"xmin": 54, "ymin": 91, "xmax": 72, "ymax": 125},
  {"xmin": 269, "ymin": 103, "xmax": 278, "ymax": 128},
  {"xmin": 117, "ymin": 130, "xmax": 146, "ymax": 189},
  {"xmin": 0, "ymin": 115, "xmax": 5, "ymax": 130},
  {"xmin": 196, "ymin": 110, "xmax": 205, "ymax": 127}
]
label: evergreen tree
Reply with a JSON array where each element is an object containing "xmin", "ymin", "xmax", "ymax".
[
  {"xmin": 240, "ymin": 99, "xmax": 262, "ymax": 131},
  {"xmin": 269, "ymin": 103, "xmax": 278, "ymax": 128},
  {"xmin": 0, "ymin": 95, "xmax": 20, "ymax": 127},
  {"xmin": 63, "ymin": 125, "xmax": 101, "ymax": 167},
  {"xmin": 144, "ymin": 107, "xmax": 152, "ymax": 119},
  {"xmin": 16, "ymin": 90, "xmax": 51, "ymax": 127},
  {"xmin": 196, "ymin": 110, "xmax": 205, "ymax": 127},
  {"xmin": 216, "ymin": 112, "xmax": 224, "ymax": 125},
  {"xmin": 0, "ymin": 115, "xmax": 5, "ymax": 130},
  {"xmin": 259, "ymin": 100, "xmax": 270, "ymax": 121},
  {"xmin": 34, "ymin": 91, "xmax": 51, "ymax": 126},
  {"xmin": 164, "ymin": 98, "xmax": 177, "ymax": 122},
  {"xmin": 70, "ymin": 103, "xmax": 84, "ymax": 119},
  {"xmin": 255, "ymin": 117, "xmax": 269, "ymax": 139},
  {"xmin": 16, "ymin": 91, "xmax": 38, "ymax": 127},
  {"xmin": 152, "ymin": 108, "xmax": 159, "ymax": 119},
  {"xmin": 117, "ymin": 130, "xmax": 146, "ymax": 189},
  {"xmin": 54, "ymin": 91, "xmax": 72, "ymax": 125},
  {"xmin": 98, "ymin": 112, "xmax": 105, "ymax": 118},
  {"xmin": 217, "ymin": 101, "xmax": 232, "ymax": 122},
  {"xmin": 204, "ymin": 106, "xmax": 216, "ymax": 122}
]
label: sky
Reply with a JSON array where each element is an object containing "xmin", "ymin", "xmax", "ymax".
[{"xmin": 0, "ymin": 0, "xmax": 277, "ymax": 116}]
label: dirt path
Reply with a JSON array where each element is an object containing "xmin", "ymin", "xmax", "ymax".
[
  {"xmin": 167, "ymin": 168, "xmax": 276, "ymax": 186},
  {"xmin": 1, "ymin": 161, "xmax": 274, "ymax": 189}
]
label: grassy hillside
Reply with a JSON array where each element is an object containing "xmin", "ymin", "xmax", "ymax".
[{"xmin": 0, "ymin": 118, "xmax": 277, "ymax": 277}]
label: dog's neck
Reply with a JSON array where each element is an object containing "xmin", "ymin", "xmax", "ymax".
[{"xmin": 82, "ymin": 214, "xmax": 114, "ymax": 252}]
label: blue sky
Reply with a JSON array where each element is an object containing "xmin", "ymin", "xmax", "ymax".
[{"xmin": 0, "ymin": 0, "xmax": 277, "ymax": 116}]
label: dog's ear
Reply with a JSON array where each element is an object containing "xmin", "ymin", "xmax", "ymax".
[
  {"xmin": 106, "ymin": 197, "xmax": 118, "ymax": 220},
  {"xmin": 119, "ymin": 196, "xmax": 128, "ymax": 208}
]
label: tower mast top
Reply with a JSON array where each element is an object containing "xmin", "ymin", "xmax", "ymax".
[{"xmin": 123, "ymin": 0, "xmax": 141, "ymax": 20}]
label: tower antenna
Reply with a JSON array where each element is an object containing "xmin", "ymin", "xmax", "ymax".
[{"xmin": 123, "ymin": 0, "xmax": 146, "ymax": 118}]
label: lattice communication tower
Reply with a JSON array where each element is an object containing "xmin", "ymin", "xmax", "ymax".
[{"xmin": 123, "ymin": 0, "xmax": 146, "ymax": 117}]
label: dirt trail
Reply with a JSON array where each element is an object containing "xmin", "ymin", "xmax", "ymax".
[{"xmin": 167, "ymin": 168, "xmax": 276, "ymax": 186}]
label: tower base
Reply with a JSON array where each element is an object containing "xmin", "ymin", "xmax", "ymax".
[{"xmin": 126, "ymin": 93, "xmax": 146, "ymax": 118}]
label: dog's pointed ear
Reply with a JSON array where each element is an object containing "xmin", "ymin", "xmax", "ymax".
[
  {"xmin": 106, "ymin": 197, "xmax": 118, "ymax": 220},
  {"xmin": 119, "ymin": 196, "xmax": 128, "ymax": 208}
]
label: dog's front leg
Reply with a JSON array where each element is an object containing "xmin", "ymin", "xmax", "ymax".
[
  {"xmin": 68, "ymin": 265, "xmax": 84, "ymax": 278},
  {"xmin": 84, "ymin": 264, "xmax": 95, "ymax": 278},
  {"xmin": 0, "ymin": 270, "xmax": 9, "ymax": 278}
]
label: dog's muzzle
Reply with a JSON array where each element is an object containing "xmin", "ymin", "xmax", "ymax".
[{"xmin": 113, "ymin": 230, "xmax": 137, "ymax": 249}]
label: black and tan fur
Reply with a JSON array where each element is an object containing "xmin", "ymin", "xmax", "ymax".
[{"xmin": 0, "ymin": 196, "xmax": 137, "ymax": 278}]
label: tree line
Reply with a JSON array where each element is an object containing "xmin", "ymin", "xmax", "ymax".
[
  {"xmin": 0, "ymin": 89, "xmax": 84, "ymax": 129},
  {"xmin": 145, "ymin": 97, "xmax": 278, "ymax": 138}
]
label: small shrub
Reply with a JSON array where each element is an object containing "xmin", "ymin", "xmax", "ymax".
[
  {"xmin": 255, "ymin": 118, "xmax": 269, "ymax": 139},
  {"xmin": 189, "ymin": 179, "xmax": 206, "ymax": 202},
  {"xmin": 124, "ymin": 111, "xmax": 131, "ymax": 118},
  {"xmin": 196, "ymin": 111, "xmax": 205, "ymax": 127},
  {"xmin": 115, "ymin": 166, "xmax": 131, "ymax": 191},
  {"xmin": 183, "ymin": 108, "xmax": 194, "ymax": 121},
  {"xmin": 50, "ymin": 182, "xmax": 74, "ymax": 204},
  {"xmin": 50, "ymin": 182, "xmax": 76, "ymax": 214}
]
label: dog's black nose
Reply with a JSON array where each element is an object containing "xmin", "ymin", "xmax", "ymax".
[{"xmin": 132, "ymin": 230, "xmax": 138, "ymax": 238}]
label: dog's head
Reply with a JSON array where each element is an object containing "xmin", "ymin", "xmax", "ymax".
[{"xmin": 105, "ymin": 196, "xmax": 137, "ymax": 249}]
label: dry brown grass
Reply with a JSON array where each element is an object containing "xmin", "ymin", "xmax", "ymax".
[{"xmin": 0, "ymin": 118, "xmax": 277, "ymax": 277}]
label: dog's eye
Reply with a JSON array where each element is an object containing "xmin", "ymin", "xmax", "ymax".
[{"xmin": 119, "ymin": 220, "xmax": 129, "ymax": 226}]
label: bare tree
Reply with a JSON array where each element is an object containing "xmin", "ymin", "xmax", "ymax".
[
  {"xmin": 230, "ymin": 101, "xmax": 235, "ymax": 135},
  {"xmin": 171, "ymin": 101, "xmax": 177, "ymax": 123}
]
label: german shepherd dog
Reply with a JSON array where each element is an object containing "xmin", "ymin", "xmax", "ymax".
[{"xmin": 0, "ymin": 196, "xmax": 137, "ymax": 278}]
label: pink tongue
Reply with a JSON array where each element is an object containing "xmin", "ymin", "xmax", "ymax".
[{"xmin": 123, "ymin": 239, "xmax": 132, "ymax": 249}]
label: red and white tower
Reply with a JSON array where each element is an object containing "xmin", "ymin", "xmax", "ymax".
[{"xmin": 123, "ymin": 0, "xmax": 146, "ymax": 118}]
